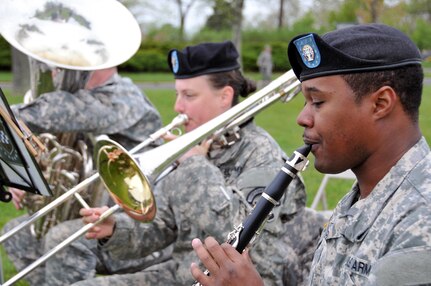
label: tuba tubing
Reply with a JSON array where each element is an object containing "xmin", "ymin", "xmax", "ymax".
[{"xmin": 192, "ymin": 144, "xmax": 312, "ymax": 286}]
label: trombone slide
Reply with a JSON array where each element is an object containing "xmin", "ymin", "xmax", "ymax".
[{"xmin": 2, "ymin": 205, "xmax": 121, "ymax": 286}]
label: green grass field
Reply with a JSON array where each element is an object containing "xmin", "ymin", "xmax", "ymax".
[{"xmin": 0, "ymin": 75, "xmax": 430, "ymax": 285}]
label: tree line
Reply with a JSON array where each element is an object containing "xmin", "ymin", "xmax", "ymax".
[{"xmin": 0, "ymin": 0, "xmax": 430, "ymax": 86}]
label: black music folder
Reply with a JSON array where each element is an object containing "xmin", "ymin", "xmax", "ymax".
[{"xmin": 0, "ymin": 87, "xmax": 51, "ymax": 202}]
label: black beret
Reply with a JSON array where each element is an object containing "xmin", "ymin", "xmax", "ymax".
[
  {"xmin": 167, "ymin": 41, "xmax": 240, "ymax": 79},
  {"xmin": 287, "ymin": 24, "xmax": 422, "ymax": 81}
]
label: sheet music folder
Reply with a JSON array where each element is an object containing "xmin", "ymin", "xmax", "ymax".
[{"xmin": 0, "ymin": 87, "xmax": 52, "ymax": 200}]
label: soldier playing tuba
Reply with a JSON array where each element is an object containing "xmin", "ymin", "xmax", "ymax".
[{"xmin": 0, "ymin": 0, "xmax": 163, "ymax": 284}]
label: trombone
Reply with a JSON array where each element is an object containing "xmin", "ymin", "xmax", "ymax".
[
  {"xmin": 1, "ymin": 69, "xmax": 301, "ymax": 285},
  {"xmin": 95, "ymin": 70, "xmax": 301, "ymax": 222}
]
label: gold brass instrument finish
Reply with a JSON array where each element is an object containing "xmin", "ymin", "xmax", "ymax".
[{"xmin": 95, "ymin": 139, "xmax": 156, "ymax": 222}]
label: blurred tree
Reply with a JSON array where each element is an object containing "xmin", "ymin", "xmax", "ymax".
[
  {"xmin": 203, "ymin": 0, "xmax": 245, "ymax": 66},
  {"xmin": 278, "ymin": 0, "xmax": 300, "ymax": 28},
  {"xmin": 327, "ymin": 0, "xmax": 360, "ymax": 27},
  {"xmin": 411, "ymin": 18, "xmax": 431, "ymax": 50},
  {"xmin": 357, "ymin": 0, "xmax": 385, "ymax": 22},
  {"xmin": 379, "ymin": 1, "xmax": 409, "ymax": 27},
  {"xmin": 278, "ymin": 0, "xmax": 285, "ymax": 28},
  {"xmin": 231, "ymin": 0, "xmax": 245, "ymax": 67},
  {"xmin": 291, "ymin": 11, "xmax": 321, "ymax": 34},
  {"xmin": 242, "ymin": 0, "xmax": 301, "ymax": 30},
  {"xmin": 205, "ymin": 0, "xmax": 235, "ymax": 31},
  {"xmin": 407, "ymin": 0, "xmax": 431, "ymax": 23},
  {"xmin": 122, "ymin": 0, "xmax": 205, "ymax": 41},
  {"xmin": 173, "ymin": 0, "xmax": 201, "ymax": 41},
  {"xmin": 146, "ymin": 24, "xmax": 183, "ymax": 42}
]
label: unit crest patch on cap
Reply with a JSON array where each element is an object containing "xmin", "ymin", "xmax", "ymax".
[
  {"xmin": 293, "ymin": 34, "xmax": 321, "ymax": 69},
  {"xmin": 167, "ymin": 41, "xmax": 240, "ymax": 79},
  {"xmin": 287, "ymin": 24, "xmax": 422, "ymax": 82},
  {"xmin": 171, "ymin": 50, "xmax": 179, "ymax": 74}
]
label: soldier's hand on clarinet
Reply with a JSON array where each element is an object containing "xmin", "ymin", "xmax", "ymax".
[
  {"xmin": 191, "ymin": 237, "xmax": 264, "ymax": 286},
  {"xmin": 79, "ymin": 206, "xmax": 115, "ymax": 239}
]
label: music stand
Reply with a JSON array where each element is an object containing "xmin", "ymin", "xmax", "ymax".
[{"xmin": 0, "ymin": 87, "xmax": 52, "ymax": 202}]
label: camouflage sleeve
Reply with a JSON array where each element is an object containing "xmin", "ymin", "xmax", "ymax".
[
  {"xmin": 101, "ymin": 154, "xmax": 239, "ymax": 259},
  {"xmin": 11, "ymin": 85, "xmax": 153, "ymax": 135},
  {"xmin": 367, "ymin": 207, "xmax": 431, "ymax": 285},
  {"xmin": 282, "ymin": 208, "xmax": 326, "ymax": 286},
  {"xmin": 101, "ymin": 205, "xmax": 178, "ymax": 260},
  {"xmin": 368, "ymin": 248, "xmax": 431, "ymax": 285},
  {"xmin": 159, "ymin": 154, "xmax": 240, "ymax": 244}
]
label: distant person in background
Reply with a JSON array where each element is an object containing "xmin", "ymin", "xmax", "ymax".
[{"xmin": 257, "ymin": 44, "xmax": 273, "ymax": 87}]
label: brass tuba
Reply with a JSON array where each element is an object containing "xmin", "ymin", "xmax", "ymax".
[{"xmin": 0, "ymin": 0, "xmax": 142, "ymax": 238}]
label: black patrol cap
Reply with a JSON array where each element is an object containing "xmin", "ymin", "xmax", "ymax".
[
  {"xmin": 287, "ymin": 23, "xmax": 422, "ymax": 82},
  {"xmin": 167, "ymin": 41, "xmax": 240, "ymax": 79}
]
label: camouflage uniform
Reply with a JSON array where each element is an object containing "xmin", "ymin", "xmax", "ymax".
[
  {"xmin": 282, "ymin": 207, "xmax": 326, "ymax": 286},
  {"xmin": 1, "ymin": 73, "xmax": 163, "ymax": 285},
  {"xmin": 308, "ymin": 137, "xmax": 431, "ymax": 285},
  {"xmin": 10, "ymin": 73, "xmax": 162, "ymax": 150},
  {"xmin": 44, "ymin": 121, "xmax": 320, "ymax": 286}
]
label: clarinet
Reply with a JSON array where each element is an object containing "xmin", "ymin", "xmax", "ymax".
[{"xmin": 192, "ymin": 144, "xmax": 312, "ymax": 285}]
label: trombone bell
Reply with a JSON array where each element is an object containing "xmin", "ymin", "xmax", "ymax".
[{"xmin": 95, "ymin": 139, "xmax": 156, "ymax": 222}]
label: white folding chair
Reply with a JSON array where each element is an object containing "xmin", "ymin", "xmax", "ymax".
[
  {"xmin": 311, "ymin": 169, "xmax": 356, "ymax": 211},
  {"xmin": 0, "ymin": 253, "xmax": 3, "ymax": 284}
]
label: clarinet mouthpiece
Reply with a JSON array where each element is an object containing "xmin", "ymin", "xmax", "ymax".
[{"xmin": 297, "ymin": 144, "xmax": 312, "ymax": 157}]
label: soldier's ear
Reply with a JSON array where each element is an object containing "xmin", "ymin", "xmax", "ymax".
[
  {"xmin": 371, "ymin": 86, "xmax": 397, "ymax": 120},
  {"xmin": 220, "ymin": 86, "xmax": 234, "ymax": 108}
]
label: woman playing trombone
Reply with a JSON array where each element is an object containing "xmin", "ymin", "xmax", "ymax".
[{"xmin": 44, "ymin": 41, "xmax": 323, "ymax": 286}]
